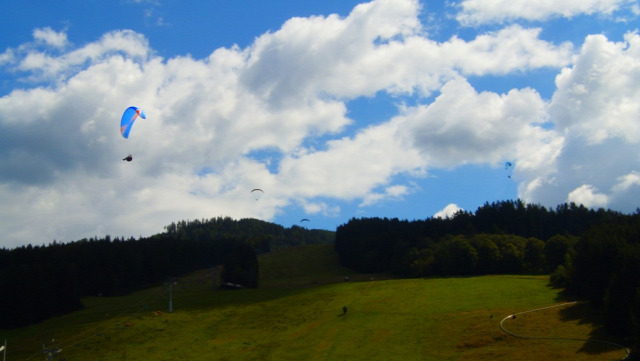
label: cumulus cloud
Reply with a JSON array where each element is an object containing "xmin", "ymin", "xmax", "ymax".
[
  {"xmin": 434, "ymin": 203, "xmax": 463, "ymax": 218},
  {"xmin": 520, "ymin": 32, "xmax": 640, "ymax": 212},
  {"xmin": 3, "ymin": 29, "xmax": 151, "ymax": 83},
  {"xmin": 456, "ymin": 0, "xmax": 628, "ymax": 25},
  {"xmin": 567, "ymin": 184, "xmax": 609, "ymax": 208},
  {"xmin": 397, "ymin": 76, "xmax": 559, "ymax": 170},
  {"xmin": 612, "ymin": 171, "xmax": 640, "ymax": 192},
  {"xmin": 33, "ymin": 27, "xmax": 69, "ymax": 49},
  {"xmin": 443, "ymin": 25, "xmax": 573, "ymax": 74},
  {"xmin": 551, "ymin": 32, "xmax": 640, "ymax": 144}
]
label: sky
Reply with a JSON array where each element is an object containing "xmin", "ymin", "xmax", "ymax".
[{"xmin": 1, "ymin": 0, "xmax": 639, "ymax": 248}]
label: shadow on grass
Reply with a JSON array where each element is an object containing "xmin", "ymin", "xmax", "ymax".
[{"xmin": 550, "ymin": 295, "xmax": 631, "ymax": 356}]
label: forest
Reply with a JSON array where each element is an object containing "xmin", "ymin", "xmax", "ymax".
[
  {"xmin": 0, "ymin": 217, "xmax": 333, "ymax": 328},
  {"xmin": 334, "ymin": 200, "xmax": 640, "ymax": 353}
]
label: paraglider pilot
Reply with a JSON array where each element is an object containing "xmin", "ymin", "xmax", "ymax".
[{"xmin": 123, "ymin": 154, "xmax": 133, "ymax": 162}]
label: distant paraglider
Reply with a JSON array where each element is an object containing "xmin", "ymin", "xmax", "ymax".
[
  {"xmin": 123, "ymin": 154, "xmax": 133, "ymax": 162},
  {"xmin": 251, "ymin": 188, "xmax": 264, "ymax": 201},
  {"xmin": 300, "ymin": 218, "xmax": 310, "ymax": 223},
  {"xmin": 505, "ymin": 161, "xmax": 514, "ymax": 178}
]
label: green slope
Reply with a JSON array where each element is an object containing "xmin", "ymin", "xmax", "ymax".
[
  {"xmin": 0, "ymin": 244, "xmax": 628, "ymax": 361},
  {"xmin": 258, "ymin": 244, "xmax": 386, "ymax": 288}
]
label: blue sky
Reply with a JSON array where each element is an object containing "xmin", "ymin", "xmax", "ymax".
[{"xmin": 1, "ymin": 0, "xmax": 639, "ymax": 248}]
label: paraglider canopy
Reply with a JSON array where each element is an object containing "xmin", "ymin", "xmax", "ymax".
[
  {"xmin": 251, "ymin": 188, "xmax": 264, "ymax": 201},
  {"xmin": 120, "ymin": 106, "xmax": 146, "ymax": 139},
  {"xmin": 300, "ymin": 218, "xmax": 310, "ymax": 222}
]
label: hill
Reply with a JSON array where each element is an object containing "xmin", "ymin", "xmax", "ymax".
[
  {"xmin": 0, "ymin": 244, "xmax": 630, "ymax": 361},
  {"xmin": 258, "ymin": 244, "xmax": 390, "ymax": 288},
  {"xmin": 0, "ymin": 217, "xmax": 335, "ymax": 328}
]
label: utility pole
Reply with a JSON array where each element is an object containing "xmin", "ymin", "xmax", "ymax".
[{"xmin": 165, "ymin": 277, "xmax": 177, "ymax": 313}]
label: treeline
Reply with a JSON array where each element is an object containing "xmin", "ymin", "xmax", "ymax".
[
  {"xmin": 0, "ymin": 217, "xmax": 334, "ymax": 328},
  {"xmin": 163, "ymin": 217, "xmax": 334, "ymax": 251},
  {"xmin": 334, "ymin": 200, "xmax": 640, "ymax": 352},
  {"xmin": 333, "ymin": 200, "xmax": 603, "ymax": 276}
]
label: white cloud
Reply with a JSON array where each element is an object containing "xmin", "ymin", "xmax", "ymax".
[
  {"xmin": 551, "ymin": 32, "xmax": 640, "ymax": 145},
  {"xmin": 443, "ymin": 26, "xmax": 573, "ymax": 75},
  {"xmin": 0, "ymin": 49, "xmax": 14, "ymax": 65},
  {"xmin": 33, "ymin": 27, "xmax": 69, "ymax": 49},
  {"xmin": 434, "ymin": 203, "xmax": 463, "ymax": 218},
  {"xmin": 298, "ymin": 199, "xmax": 341, "ymax": 217},
  {"xmin": 276, "ymin": 120, "xmax": 425, "ymax": 201},
  {"xmin": 521, "ymin": 32, "xmax": 640, "ymax": 212},
  {"xmin": 612, "ymin": 171, "xmax": 640, "ymax": 192},
  {"xmin": 567, "ymin": 184, "xmax": 609, "ymax": 208},
  {"xmin": 361, "ymin": 184, "xmax": 411, "ymax": 207},
  {"xmin": 240, "ymin": 4, "xmax": 572, "ymax": 102},
  {"xmin": 397, "ymin": 76, "xmax": 559, "ymax": 169},
  {"xmin": 456, "ymin": 0, "xmax": 628, "ymax": 25},
  {"xmin": 5, "ymin": 30, "xmax": 151, "ymax": 83}
]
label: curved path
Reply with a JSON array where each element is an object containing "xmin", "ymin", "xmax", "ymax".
[{"xmin": 499, "ymin": 301, "xmax": 631, "ymax": 360}]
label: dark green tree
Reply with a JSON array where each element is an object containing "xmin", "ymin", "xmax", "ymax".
[
  {"xmin": 435, "ymin": 236, "xmax": 478, "ymax": 276},
  {"xmin": 523, "ymin": 237, "xmax": 546, "ymax": 273},
  {"xmin": 469, "ymin": 235, "xmax": 501, "ymax": 274},
  {"xmin": 221, "ymin": 242, "xmax": 259, "ymax": 288},
  {"xmin": 544, "ymin": 235, "xmax": 576, "ymax": 273}
]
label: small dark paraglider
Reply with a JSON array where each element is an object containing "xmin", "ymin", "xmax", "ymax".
[
  {"xmin": 300, "ymin": 218, "xmax": 310, "ymax": 223},
  {"xmin": 123, "ymin": 154, "xmax": 133, "ymax": 162},
  {"xmin": 251, "ymin": 188, "xmax": 264, "ymax": 201}
]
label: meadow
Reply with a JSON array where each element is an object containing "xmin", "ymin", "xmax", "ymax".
[{"xmin": 1, "ymin": 244, "xmax": 630, "ymax": 360}]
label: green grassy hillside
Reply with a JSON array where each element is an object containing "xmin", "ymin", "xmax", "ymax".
[{"xmin": 0, "ymin": 244, "xmax": 629, "ymax": 360}]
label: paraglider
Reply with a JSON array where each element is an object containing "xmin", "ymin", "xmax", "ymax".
[
  {"xmin": 505, "ymin": 161, "xmax": 514, "ymax": 178},
  {"xmin": 251, "ymin": 188, "xmax": 264, "ymax": 200},
  {"xmin": 300, "ymin": 218, "xmax": 310, "ymax": 223},
  {"xmin": 120, "ymin": 106, "xmax": 146, "ymax": 162},
  {"xmin": 120, "ymin": 106, "xmax": 146, "ymax": 139}
]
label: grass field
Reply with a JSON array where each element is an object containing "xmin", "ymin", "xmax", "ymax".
[{"xmin": 0, "ymin": 244, "xmax": 630, "ymax": 360}]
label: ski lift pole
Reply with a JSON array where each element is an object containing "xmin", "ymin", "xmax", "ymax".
[
  {"xmin": 165, "ymin": 277, "xmax": 177, "ymax": 313},
  {"xmin": 169, "ymin": 282, "xmax": 173, "ymax": 313}
]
